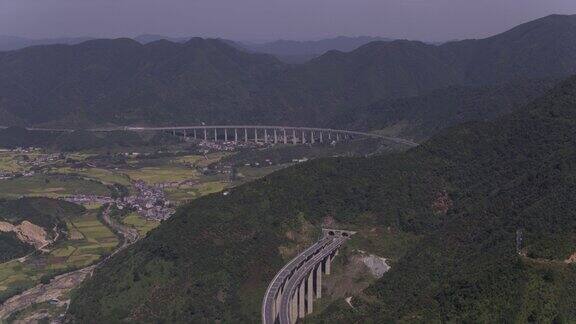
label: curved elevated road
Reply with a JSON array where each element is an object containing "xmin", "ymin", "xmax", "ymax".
[
  {"xmin": 262, "ymin": 238, "xmax": 332, "ymax": 323},
  {"xmin": 278, "ymin": 237, "xmax": 346, "ymax": 324},
  {"xmin": 0, "ymin": 125, "xmax": 418, "ymax": 147},
  {"xmin": 262, "ymin": 231, "xmax": 351, "ymax": 324}
]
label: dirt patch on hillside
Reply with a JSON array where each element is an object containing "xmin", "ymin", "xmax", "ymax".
[
  {"xmin": 0, "ymin": 220, "xmax": 52, "ymax": 250},
  {"xmin": 565, "ymin": 252, "xmax": 576, "ymax": 264}
]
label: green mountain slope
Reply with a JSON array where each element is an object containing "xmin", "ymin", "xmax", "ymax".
[
  {"xmin": 69, "ymin": 74, "xmax": 576, "ymax": 322},
  {"xmin": 337, "ymin": 78, "xmax": 558, "ymax": 140}
]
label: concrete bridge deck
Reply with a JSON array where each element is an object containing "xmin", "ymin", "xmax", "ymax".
[
  {"xmin": 0, "ymin": 125, "xmax": 418, "ymax": 147},
  {"xmin": 262, "ymin": 230, "xmax": 353, "ymax": 324}
]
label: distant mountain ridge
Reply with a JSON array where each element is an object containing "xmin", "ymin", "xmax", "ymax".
[
  {"xmin": 1, "ymin": 15, "xmax": 576, "ymax": 140},
  {"xmin": 0, "ymin": 35, "xmax": 93, "ymax": 51}
]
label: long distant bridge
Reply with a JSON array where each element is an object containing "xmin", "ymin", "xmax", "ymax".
[{"xmin": 0, "ymin": 125, "xmax": 418, "ymax": 147}]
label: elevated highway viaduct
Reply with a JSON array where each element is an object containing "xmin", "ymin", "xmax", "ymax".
[
  {"xmin": 262, "ymin": 229, "xmax": 354, "ymax": 324},
  {"xmin": 0, "ymin": 125, "xmax": 418, "ymax": 147}
]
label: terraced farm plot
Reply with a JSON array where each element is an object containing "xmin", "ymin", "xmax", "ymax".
[
  {"xmin": 0, "ymin": 174, "xmax": 110, "ymax": 198},
  {"xmin": 237, "ymin": 164, "xmax": 289, "ymax": 180},
  {"xmin": 172, "ymin": 152, "xmax": 232, "ymax": 167},
  {"xmin": 123, "ymin": 166, "xmax": 198, "ymax": 184},
  {"xmin": 0, "ymin": 210, "xmax": 118, "ymax": 295},
  {"xmin": 164, "ymin": 181, "xmax": 229, "ymax": 202},
  {"xmin": 122, "ymin": 213, "xmax": 159, "ymax": 236},
  {"xmin": 54, "ymin": 167, "xmax": 131, "ymax": 186}
]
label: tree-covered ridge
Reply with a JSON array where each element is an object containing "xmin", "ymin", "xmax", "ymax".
[
  {"xmin": 0, "ymin": 233, "xmax": 34, "ymax": 263},
  {"xmin": 69, "ymin": 74, "xmax": 576, "ymax": 322},
  {"xmin": 1, "ymin": 15, "xmax": 576, "ymax": 140}
]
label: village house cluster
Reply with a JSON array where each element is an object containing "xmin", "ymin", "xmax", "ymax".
[{"xmin": 117, "ymin": 180, "xmax": 175, "ymax": 221}]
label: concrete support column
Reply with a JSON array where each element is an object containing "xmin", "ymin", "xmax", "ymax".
[
  {"xmin": 224, "ymin": 129, "xmax": 228, "ymax": 142},
  {"xmin": 299, "ymin": 280, "xmax": 306, "ymax": 318},
  {"xmin": 254, "ymin": 129, "xmax": 258, "ymax": 143},
  {"xmin": 245, "ymin": 129, "xmax": 248, "ymax": 142},
  {"xmin": 193, "ymin": 129, "xmax": 197, "ymax": 139},
  {"xmin": 307, "ymin": 270, "xmax": 314, "ymax": 314},
  {"xmin": 275, "ymin": 289, "xmax": 282, "ymax": 320},
  {"xmin": 325, "ymin": 255, "xmax": 331, "ymax": 275},
  {"xmin": 283, "ymin": 129, "xmax": 288, "ymax": 144},
  {"xmin": 274, "ymin": 129, "xmax": 278, "ymax": 144},
  {"xmin": 315, "ymin": 264, "xmax": 322, "ymax": 298},
  {"xmin": 183, "ymin": 129, "xmax": 187, "ymax": 139},
  {"xmin": 264, "ymin": 129, "xmax": 268, "ymax": 143},
  {"xmin": 336, "ymin": 133, "xmax": 340, "ymax": 142},
  {"xmin": 204, "ymin": 129, "xmax": 207, "ymax": 141},
  {"xmin": 320, "ymin": 132, "xmax": 323, "ymax": 143},
  {"xmin": 291, "ymin": 292, "xmax": 298, "ymax": 324},
  {"xmin": 172, "ymin": 130, "xmax": 176, "ymax": 136},
  {"xmin": 234, "ymin": 129, "xmax": 238, "ymax": 142},
  {"xmin": 292, "ymin": 129, "xmax": 297, "ymax": 145},
  {"xmin": 311, "ymin": 131, "xmax": 315, "ymax": 144},
  {"xmin": 328, "ymin": 132, "xmax": 332, "ymax": 140},
  {"xmin": 302, "ymin": 131, "xmax": 306, "ymax": 144},
  {"xmin": 214, "ymin": 128, "xmax": 218, "ymax": 141}
]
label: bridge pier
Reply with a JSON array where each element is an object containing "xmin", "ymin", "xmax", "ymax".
[
  {"xmin": 311, "ymin": 131, "xmax": 315, "ymax": 144},
  {"xmin": 298, "ymin": 281, "xmax": 305, "ymax": 318},
  {"xmin": 193, "ymin": 129, "xmax": 197, "ymax": 139},
  {"xmin": 307, "ymin": 271, "xmax": 314, "ymax": 314},
  {"xmin": 315, "ymin": 264, "xmax": 322, "ymax": 299},
  {"xmin": 254, "ymin": 129, "xmax": 258, "ymax": 143},
  {"xmin": 224, "ymin": 129, "xmax": 228, "ymax": 142},
  {"xmin": 274, "ymin": 129, "xmax": 278, "ymax": 144},
  {"xmin": 291, "ymin": 292, "xmax": 298, "ymax": 324},
  {"xmin": 204, "ymin": 129, "xmax": 207, "ymax": 141},
  {"xmin": 302, "ymin": 130, "xmax": 306, "ymax": 144},
  {"xmin": 283, "ymin": 129, "xmax": 287, "ymax": 144},
  {"xmin": 262, "ymin": 229, "xmax": 355, "ymax": 324},
  {"xmin": 264, "ymin": 129, "xmax": 269, "ymax": 144},
  {"xmin": 244, "ymin": 128, "xmax": 248, "ymax": 142},
  {"xmin": 234, "ymin": 129, "xmax": 238, "ymax": 142},
  {"xmin": 214, "ymin": 128, "xmax": 218, "ymax": 141}
]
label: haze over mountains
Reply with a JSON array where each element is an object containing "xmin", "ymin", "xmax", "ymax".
[
  {"xmin": 0, "ymin": 34, "xmax": 393, "ymax": 64},
  {"xmin": 0, "ymin": 35, "xmax": 93, "ymax": 52},
  {"xmin": 0, "ymin": 15, "xmax": 575, "ymax": 142},
  {"xmin": 238, "ymin": 36, "xmax": 394, "ymax": 63},
  {"xmin": 0, "ymin": 15, "xmax": 574, "ymax": 142}
]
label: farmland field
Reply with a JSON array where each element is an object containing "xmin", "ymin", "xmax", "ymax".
[
  {"xmin": 0, "ymin": 174, "xmax": 110, "ymax": 198},
  {"xmin": 122, "ymin": 213, "xmax": 159, "ymax": 236},
  {"xmin": 0, "ymin": 209, "xmax": 117, "ymax": 295},
  {"xmin": 122, "ymin": 166, "xmax": 198, "ymax": 184},
  {"xmin": 54, "ymin": 167, "xmax": 132, "ymax": 186}
]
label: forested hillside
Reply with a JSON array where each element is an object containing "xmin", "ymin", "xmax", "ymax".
[
  {"xmin": 69, "ymin": 71, "xmax": 576, "ymax": 322},
  {"xmin": 1, "ymin": 15, "xmax": 576, "ymax": 140},
  {"xmin": 0, "ymin": 198, "xmax": 85, "ymax": 262}
]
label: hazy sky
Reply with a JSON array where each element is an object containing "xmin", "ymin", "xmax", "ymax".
[{"xmin": 1, "ymin": 0, "xmax": 576, "ymax": 42}]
